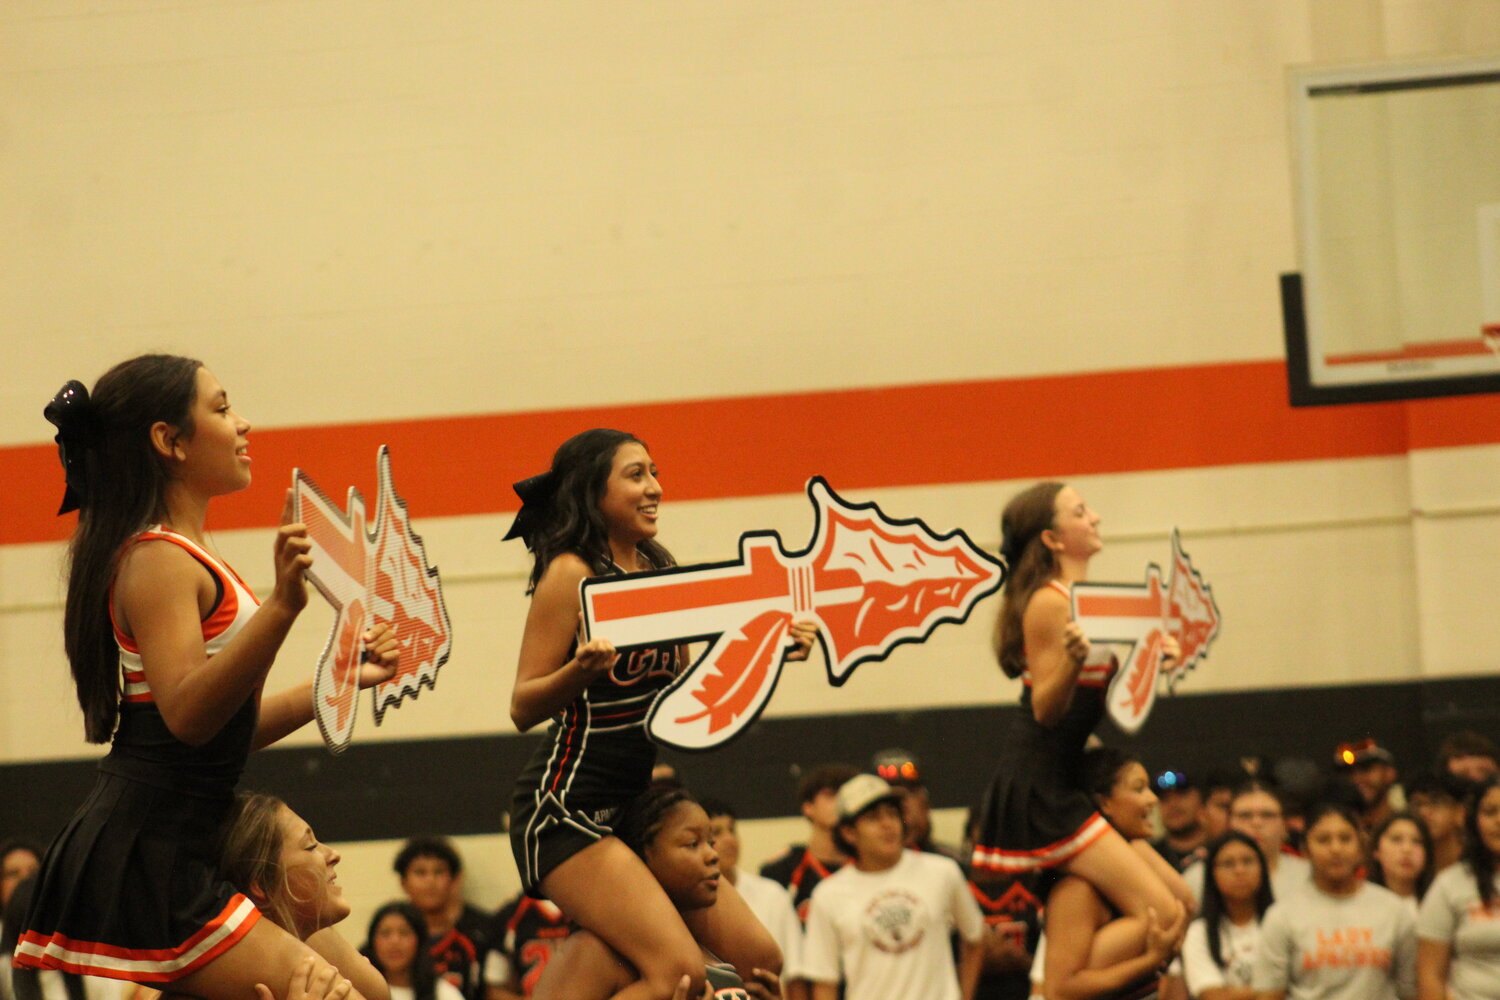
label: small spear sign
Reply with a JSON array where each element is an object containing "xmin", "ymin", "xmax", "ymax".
[
  {"xmin": 1069, "ymin": 529, "xmax": 1220, "ymax": 734},
  {"xmin": 581, "ymin": 477, "xmax": 1005, "ymax": 751},
  {"xmin": 292, "ymin": 447, "xmax": 453, "ymax": 754}
]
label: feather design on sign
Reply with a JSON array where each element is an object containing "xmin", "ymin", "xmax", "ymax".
[{"xmin": 1164, "ymin": 529, "xmax": 1220, "ymax": 691}]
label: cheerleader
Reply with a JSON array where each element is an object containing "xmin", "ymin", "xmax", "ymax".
[
  {"xmin": 13, "ymin": 356, "xmax": 398, "ymax": 997},
  {"xmin": 215, "ymin": 793, "xmax": 386, "ymax": 1000},
  {"xmin": 531, "ymin": 782, "xmax": 778, "ymax": 1000},
  {"xmin": 505, "ymin": 430, "xmax": 804, "ymax": 1000},
  {"xmin": 1042, "ymin": 747, "xmax": 1191, "ymax": 1000},
  {"xmin": 970, "ymin": 484, "xmax": 1186, "ymax": 961}
]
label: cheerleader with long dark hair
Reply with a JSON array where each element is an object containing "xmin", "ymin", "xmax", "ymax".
[
  {"xmin": 1042, "ymin": 747, "xmax": 1191, "ymax": 1000},
  {"xmin": 12, "ymin": 357, "xmax": 398, "ymax": 998},
  {"xmin": 505, "ymin": 429, "xmax": 806, "ymax": 1000}
]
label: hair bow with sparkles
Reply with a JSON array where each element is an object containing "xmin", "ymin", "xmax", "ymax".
[{"xmin": 44, "ymin": 380, "xmax": 102, "ymax": 515}]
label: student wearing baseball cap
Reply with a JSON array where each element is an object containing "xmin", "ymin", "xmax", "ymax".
[
  {"xmin": 870, "ymin": 748, "xmax": 965, "ymax": 864},
  {"xmin": 802, "ymin": 775, "xmax": 985, "ymax": 1000},
  {"xmin": 1149, "ymin": 768, "xmax": 1210, "ymax": 873},
  {"xmin": 1334, "ymin": 737, "xmax": 1402, "ymax": 832}
]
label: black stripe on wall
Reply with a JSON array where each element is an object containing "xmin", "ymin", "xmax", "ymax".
[{"xmin": 5, "ymin": 675, "xmax": 1498, "ymax": 846}]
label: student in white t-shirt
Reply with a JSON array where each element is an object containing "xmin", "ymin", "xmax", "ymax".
[
  {"xmin": 1180, "ymin": 831, "xmax": 1272, "ymax": 1000},
  {"xmin": 702, "ymin": 798, "xmax": 806, "ymax": 1000},
  {"xmin": 1252, "ymin": 802, "xmax": 1417, "ymax": 1000},
  {"xmin": 1416, "ymin": 775, "xmax": 1500, "ymax": 1000},
  {"xmin": 802, "ymin": 775, "xmax": 985, "ymax": 1000}
]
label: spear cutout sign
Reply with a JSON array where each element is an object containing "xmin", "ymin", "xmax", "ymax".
[
  {"xmin": 292, "ymin": 446, "xmax": 453, "ymax": 754},
  {"xmin": 580, "ymin": 477, "xmax": 1005, "ymax": 751},
  {"xmin": 1069, "ymin": 529, "xmax": 1220, "ymax": 734}
]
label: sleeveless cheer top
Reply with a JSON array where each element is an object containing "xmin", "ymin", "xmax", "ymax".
[
  {"xmin": 13, "ymin": 526, "xmax": 265, "ymax": 982},
  {"xmin": 970, "ymin": 580, "xmax": 1118, "ymax": 874},
  {"xmin": 101, "ymin": 525, "xmax": 263, "ymax": 795}
]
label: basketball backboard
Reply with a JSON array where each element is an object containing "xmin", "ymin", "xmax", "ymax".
[{"xmin": 1283, "ymin": 56, "xmax": 1500, "ymax": 405}]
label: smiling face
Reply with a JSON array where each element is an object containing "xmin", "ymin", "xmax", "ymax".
[
  {"xmin": 841, "ymin": 800, "xmax": 907, "ymax": 871},
  {"xmin": 1373, "ymin": 818, "xmax": 1426, "ymax": 891},
  {"xmin": 645, "ymin": 801, "xmax": 720, "ymax": 912},
  {"xmin": 275, "ymin": 805, "xmax": 348, "ymax": 937},
  {"xmin": 1098, "ymin": 762, "xmax": 1158, "ymax": 841},
  {"xmin": 597, "ymin": 441, "xmax": 661, "ymax": 551},
  {"xmin": 166, "ymin": 367, "xmax": 252, "ymax": 497},
  {"xmin": 372, "ymin": 910, "xmax": 421, "ymax": 977},
  {"xmin": 1305, "ymin": 811, "xmax": 1363, "ymax": 891},
  {"xmin": 1044, "ymin": 486, "xmax": 1102, "ymax": 562}
]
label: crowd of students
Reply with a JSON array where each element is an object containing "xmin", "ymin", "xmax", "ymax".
[{"xmin": 8, "ymin": 687, "xmax": 1500, "ymax": 1000}]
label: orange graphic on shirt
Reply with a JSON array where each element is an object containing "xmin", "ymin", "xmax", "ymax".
[{"xmin": 1300, "ymin": 926, "xmax": 1390, "ymax": 971}]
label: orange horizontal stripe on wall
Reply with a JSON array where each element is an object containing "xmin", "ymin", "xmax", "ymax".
[{"xmin": 5, "ymin": 358, "xmax": 1489, "ymax": 548}]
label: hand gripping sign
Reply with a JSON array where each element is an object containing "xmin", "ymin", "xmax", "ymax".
[
  {"xmin": 292, "ymin": 446, "xmax": 453, "ymax": 754},
  {"xmin": 1069, "ymin": 529, "xmax": 1220, "ymax": 734},
  {"xmin": 580, "ymin": 477, "xmax": 1005, "ymax": 751}
]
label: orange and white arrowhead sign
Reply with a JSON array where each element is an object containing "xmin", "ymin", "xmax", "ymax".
[
  {"xmin": 292, "ymin": 446, "xmax": 453, "ymax": 754},
  {"xmin": 1069, "ymin": 530, "xmax": 1219, "ymax": 734}
]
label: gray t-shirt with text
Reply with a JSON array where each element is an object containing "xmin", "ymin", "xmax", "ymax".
[
  {"xmin": 1416, "ymin": 864, "xmax": 1500, "ymax": 1000},
  {"xmin": 1251, "ymin": 881, "xmax": 1416, "ymax": 1000}
]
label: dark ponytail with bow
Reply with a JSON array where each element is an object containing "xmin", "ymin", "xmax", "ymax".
[
  {"xmin": 54, "ymin": 354, "xmax": 202, "ymax": 743},
  {"xmin": 505, "ymin": 429, "xmax": 674, "ymax": 594},
  {"xmin": 993, "ymin": 481, "xmax": 1064, "ymax": 679}
]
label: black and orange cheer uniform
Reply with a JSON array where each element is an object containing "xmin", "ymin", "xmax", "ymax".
[
  {"xmin": 969, "ymin": 871, "xmax": 1045, "ymax": 1000},
  {"xmin": 508, "ymin": 598, "xmax": 680, "ymax": 892},
  {"xmin": 971, "ymin": 580, "xmax": 1117, "ymax": 875},
  {"xmin": 14, "ymin": 528, "xmax": 263, "ymax": 983}
]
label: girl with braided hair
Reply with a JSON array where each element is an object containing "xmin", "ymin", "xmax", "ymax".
[
  {"xmin": 14, "ymin": 356, "xmax": 398, "ymax": 998},
  {"xmin": 532, "ymin": 782, "xmax": 780, "ymax": 1000}
]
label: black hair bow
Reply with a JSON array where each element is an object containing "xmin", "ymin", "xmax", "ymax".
[
  {"xmin": 502, "ymin": 470, "xmax": 557, "ymax": 546},
  {"xmin": 44, "ymin": 380, "xmax": 101, "ymax": 515}
]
